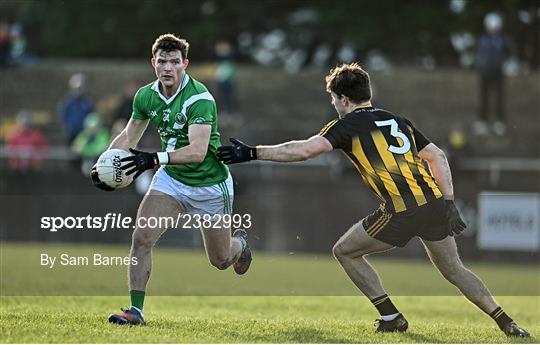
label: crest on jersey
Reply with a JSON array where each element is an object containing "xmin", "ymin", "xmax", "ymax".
[{"xmin": 175, "ymin": 112, "xmax": 187, "ymax": 126}]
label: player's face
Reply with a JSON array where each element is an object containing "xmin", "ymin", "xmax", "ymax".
[
  {"xmin": 330, "ymin": 92, "xmax": 347, "ymax": 118},
  {"xmin": 151, "ymin": 49, "xmax": 189, "ymax": 90}
]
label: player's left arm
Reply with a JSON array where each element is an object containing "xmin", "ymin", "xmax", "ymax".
[
  {"xmin": 120, "ymin": 96, "xmax": 215, "ymax": 179},
  {"xmin": 405, "ymin": 116, "xmax": 466, "ymax": 235},
  {"xmin": 168, "ymin": 124, "xmax": 210, "ymax": 164},
  {"xmin": 418, "ymin": 143, "xmax": 466, "ymax": 235},
  {"xmin": 402, "ymin": 117, "xmax": 454, "ymax": 199},
  {"xmin": 166, "ymin": 96, "xmax": 214, "ymax": 163},
  {"xmin": 417, "ymin": 143, "xmax": 454, "ymax": 200},
  {"xmin": 218, "ymin": 135, "xmax": 333, "ymax": 164},
  {"xmin": 120, "ymin": 124, "xmax": 210, "ymax": 179}
]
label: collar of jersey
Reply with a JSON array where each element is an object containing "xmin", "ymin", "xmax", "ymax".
[
  {"xmin": 352, "ymin": 102, "xmax": 372, "ymax": 110},
  {"xmin": 151, "ymin": 73, "xmax": 190, "ymax": 105}
]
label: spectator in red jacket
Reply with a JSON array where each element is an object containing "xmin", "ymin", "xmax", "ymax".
[{"xmin": 6, "ymin": 111, "xmax": 48, "ymax": 171}]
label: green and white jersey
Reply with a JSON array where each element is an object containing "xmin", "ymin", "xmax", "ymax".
[{"xmin": 131, "ymin": 74, "xmax": 228, "ymax": 187}]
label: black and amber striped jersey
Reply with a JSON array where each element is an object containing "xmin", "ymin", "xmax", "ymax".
[{"xmin": 319, "ymin": 103, "xmax": 442, "ymax": 213}]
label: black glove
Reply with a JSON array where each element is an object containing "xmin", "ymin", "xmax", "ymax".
[
  {"xmin": 120, "ymin": 148, "xmax": 163, "ymax": 180},
  {"xmin": 90, "ymin": 164, "xmax": 115, "ymax": 191},
  {"xmin": 445, "ymin": 200, "xmax": 467, "ymax": 236},
  {"xmin": 217, "ymin": 138, "xmax": 257, "ymax": 164}
]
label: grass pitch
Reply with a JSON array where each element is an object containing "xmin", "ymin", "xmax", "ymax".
[
  {"xmin": 1, "ymin": 242, "xmax": 538, "ymax": 343},
  {"xmin": 2, "ymin": 296, "xmax": 538, "ymax": 343}
]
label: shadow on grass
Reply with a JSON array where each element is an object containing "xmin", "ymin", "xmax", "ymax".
[
  {"xmin": 148, "ymin": 319, "xmax": 352, "ymax": 343},
  {"xmin": 399, "ymin": 332, "xmax": 445, "ymax": 343},
  {"xmin": 256, "ymin": 326, "xmax": 351, "ymax": 343},
  {"xmin": 143, "ymin": 319, "xmax": 539, "ymax": 344},
  {"xmin": 400, "ymin": 331, "xmax": 537, "ymax": 344}
]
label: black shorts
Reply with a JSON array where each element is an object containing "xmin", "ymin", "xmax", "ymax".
[{"xmin": 361, "ymin": 198, "xmax": 449, "ymax": 247}]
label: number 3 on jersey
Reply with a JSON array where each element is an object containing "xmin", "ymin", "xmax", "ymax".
[{"xmin": 374, "ymin": 119, "xmax": 411, "ymax": 154}]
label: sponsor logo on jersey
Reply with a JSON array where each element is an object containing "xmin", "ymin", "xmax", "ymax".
[
  {"xmin": 158, "ymin": 127, "xmax": 186, "ymax": 136},
  {"xmin": 150, "ymin": 110, "xmax": 158, "ymax": 118},
  {"xmin": 163, "ymin": 109, "xmax": 171, "ymax": 122}
]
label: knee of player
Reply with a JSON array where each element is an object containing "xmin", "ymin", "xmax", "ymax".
[
  {"xmin": 332, "ymin": 242, "xmax": 346, "ymax": 260},
  {"xmin": 131, "ymin": 231, "xmax": 155, "ymax": 251}
]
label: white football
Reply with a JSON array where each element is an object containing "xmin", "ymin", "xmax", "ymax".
[{"xmin": 96, "ymin": 149, "xmax": 134, "ymax": 189}]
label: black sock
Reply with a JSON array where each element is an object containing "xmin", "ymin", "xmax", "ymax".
[
  {"xmin": 371, "ymin": 294, "xmax": 399, "ymax": 316},
  {"xmin": 489, "ymin": 307, "xmax": 513, "ymax": 329}
]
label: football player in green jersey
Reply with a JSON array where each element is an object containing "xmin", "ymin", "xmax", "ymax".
[{"xmin": 91, "ymin": 34, "xmax": 251, "ymax": 325}]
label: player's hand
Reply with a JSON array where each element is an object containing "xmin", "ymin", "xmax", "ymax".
[
  {"xmin": 90, "ymin": 164, "xmax": 115, "ymax": 191},
  {"xmin": 217, "ymin": 138, "xmax": 257, "ymax": 164},
  {"xmin": 445, "ymin": 200, "xmax": 466, "ymax": 236},
  {"xmin": 120, "ymin": 148, "xmax": 161, "ymax": 180}
]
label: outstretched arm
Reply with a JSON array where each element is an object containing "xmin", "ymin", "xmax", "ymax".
[
  {"xmin": 257, "ymin": 135, "xmax": 333, "ymax": 162},
  {"xmin": 218, "ymin": 135, "xmax": 333, "ymax": 164},
  {"xmin": 119, "ymin": 124, "xmax": 211, "ymax": 180}
]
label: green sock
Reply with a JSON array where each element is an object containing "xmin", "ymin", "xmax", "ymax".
[{"xmin": 130, "ymin": 290, "xmax": 145, "ymax": 311}]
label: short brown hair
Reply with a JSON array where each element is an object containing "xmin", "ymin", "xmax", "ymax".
[
  {"xmin": 152, "ymin": 34, "xmax": 190, "ymax": 59},
  {"xmin": 325, "ymin": 63, "xmax": 371, "ymax": 103}
]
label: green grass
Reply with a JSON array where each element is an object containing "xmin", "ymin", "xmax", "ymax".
[
  {"xmin": 2, "ymin": 242, "xmax": 538, "ymax": 296},
  {"xmin": 1, "ymin": 296, "xmax": 538, "ymax": 343},
  {"xmin": 1, "ymin": 242, "xmax": 539, "ymax": 343}
]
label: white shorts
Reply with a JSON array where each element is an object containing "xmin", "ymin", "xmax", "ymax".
[{"xmin": 149, "ymin": 167, "xmax": 234, "ymax": 216}]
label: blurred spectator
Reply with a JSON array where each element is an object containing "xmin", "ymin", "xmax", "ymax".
[
  {"xmin": 474, "ymin": 13, "xmax": 514, "ymax": 136},
  {"xmin": 214, "ymin": 41, "xmax": 237, "ymax": 117},
  {"xmin": 58, "ymin": 73, "xmax": 94, "ymax": 145},
  {"xmin": 8, "ymin": 22, "xmax": 34, "ymax": 66},
  {"xmin": 71, "ymin": 113, "xmax": 110, "ymax": 175},
  {"xmin": 114, "ymin": 79, "xmax": 139, "ymax": 121},
  {"xmin": 0, "ymin": 20, "xmax": 10, "ymax": 68},
  {"xmin": 6, "ymin": 111, "xmax": 48, "ymax": 171}
]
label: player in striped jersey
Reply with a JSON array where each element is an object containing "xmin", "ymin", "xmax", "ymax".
[
  {"xmin": 91, "ymin": 34, "xmax": 251, "ymax": 325},
  {"xmin": 217, "ymin": 63, "xmax": 529, "ymax": 337}
]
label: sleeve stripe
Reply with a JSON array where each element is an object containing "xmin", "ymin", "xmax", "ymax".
[
  {"xmin": 181, "ymin": 91, "xmax": 215, "ymax": 115},
  {"xmin": 319, "ymin": 119, "xmax": 338, "ymax": 136}
]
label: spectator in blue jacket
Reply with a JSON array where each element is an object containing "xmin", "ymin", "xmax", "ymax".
[
  {"xmin": 58, "ymin": 73, "xmax": 94, "ymax": 144},
  {"xmin": 474, "ymin": 13, "xmax": 514, "ymax": 136}
]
